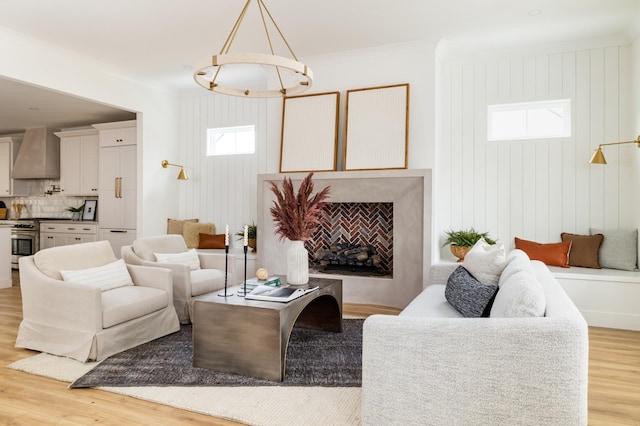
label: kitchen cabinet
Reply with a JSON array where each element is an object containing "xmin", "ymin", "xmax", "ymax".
[
  {"xmin": 40, "ymin": 222, "xmax": 98, "ymax": 250},
  {"xmin": 94, "ymin": 120, "xmax": 137, "ymax": 257},
  {"xmin": 0, "ymin": 136, "xmax": 28, "ymax": 196},
  {"xmin": 54, "ymin": 129, "xmax": 99, "ymax": 196},
  {"xmin": 93, "ymin": 120, "xmax": 137, "ymax": 147}
]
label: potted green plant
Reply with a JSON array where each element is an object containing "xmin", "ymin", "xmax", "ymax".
[
  {"xmin": 235, "ymin": 223, "xmax": 257, "ymax": 252},
  {"xmin": 65, "ymin": 204, "xmax": 85, "ymax": 221},
  {"xmin": 442, "ymin": 228, "xmax": 496, "ymax": 262}
]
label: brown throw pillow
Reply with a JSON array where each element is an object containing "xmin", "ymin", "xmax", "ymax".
[
  {"xmin": 198, "ymin": 233, "xmax": 226, "ymax": 249},
  {"xmin": 561, "ymin": 232, "xmax": 604, "ymax": 269},
  {"xmin": 167, "ymin": 218, "xmax": 198, "ymax": 235},
  {"xmin": 514, "ymin": 237, "xmax": 571, "ymax": 268}
]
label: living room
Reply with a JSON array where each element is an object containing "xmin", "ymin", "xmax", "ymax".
[{"xmin": 1, "ymin": 1, "xmax": 639, "ymax": 424}]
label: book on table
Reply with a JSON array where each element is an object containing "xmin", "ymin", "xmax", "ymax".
[{"xmin": 245, "ymin": 285, "xmax": 319, "ymax": 303}]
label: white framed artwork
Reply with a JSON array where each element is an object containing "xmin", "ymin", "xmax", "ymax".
[
  {"xmin": 280, "ymin": 91, "xmax": 339, "ymax": 173},
  {"xmin": 344, "ymin": 83, "xmax": 409, "ymax": 171}
]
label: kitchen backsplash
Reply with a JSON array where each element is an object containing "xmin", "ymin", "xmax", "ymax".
[{"xmin": 0, "ymin": 180, "xmax": 93, "ymax": 219}]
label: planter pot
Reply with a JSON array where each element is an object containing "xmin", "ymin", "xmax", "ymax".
[
  {"xmin": 71, "ymin": 211, "xmax": 82, "ymax": 221},
  {"xmin": 450, "ymin": 244, "xmax": 471, "ymax": 262},
  {"xmin": 248, "ymin": 238, "xmax": 257, "ymax": 252},
  {"xmin": 287, "ymin": 240, "xmax": 309, "ymax": 285}
]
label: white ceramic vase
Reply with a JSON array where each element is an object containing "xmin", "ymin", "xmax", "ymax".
[{"xmin": 287, "ymin": 240, "xmax": 309, "ymax": 285}]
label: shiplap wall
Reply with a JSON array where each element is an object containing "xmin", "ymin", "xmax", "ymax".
[
  {"xmin": 437, "ymin": 42, "xmax": 634, "ymax": 260},
  {"xmin": 178, "ymin": 94, "xmax": 267, "ymax": 247}
]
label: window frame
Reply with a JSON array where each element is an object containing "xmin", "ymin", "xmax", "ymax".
[
  {"xmin": 487, "ymin": 99, "xmax": 572, "ymax": 141},
  {"xmin": 206, "ymin": 124, "xmax": 256, "ymax": 157}
]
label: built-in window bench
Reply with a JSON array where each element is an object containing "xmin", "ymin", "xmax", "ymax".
[{"xmin": 548, "ymin": 266, "xmax": 640, "ymax": 331}]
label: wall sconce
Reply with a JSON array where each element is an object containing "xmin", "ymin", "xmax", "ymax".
[
  {"xmin": 161, "ymin": 160, "xmax": 189, "ymax": 180},
  {"xmin": 589, "ymin": 136, "xmax": 640, "ymax": 164}
]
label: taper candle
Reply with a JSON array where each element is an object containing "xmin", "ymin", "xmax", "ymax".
[
  {"xmin": 243, "ymin": 224, "xmax": 248, "ymax": 246},
  {"xmin": 225, "ymin": 224, "xmax": 229, "ymax": 246}
]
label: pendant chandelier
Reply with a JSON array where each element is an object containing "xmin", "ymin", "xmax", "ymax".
[{"xmin": 194, "ymin": 0, "xmax": 313, "ymax": 98}]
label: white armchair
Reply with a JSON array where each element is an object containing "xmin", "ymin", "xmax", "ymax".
[
  {"xmin": 121, "ymin": 234, "xmax": 235, "ymax": 324},
  {"xmin": 15, "ymin": 240, "xmax": 180, "ymax": 362}
]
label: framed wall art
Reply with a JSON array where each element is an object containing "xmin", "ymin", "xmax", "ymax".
[
  {"xmin": 280, "ymin": 91, "xmax": 339, "ymax": 173},
  {"xmin": 83, "ymin": 199, "xmax": 98, "ymax": 221},
  {"xmin": 344, "ymin": 83, "xmax": 409, "ymax": 171}
]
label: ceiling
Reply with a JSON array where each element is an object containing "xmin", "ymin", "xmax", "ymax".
[{"xmin": 0, "ymin": 0, "xmax": 638, "ymax": 135}]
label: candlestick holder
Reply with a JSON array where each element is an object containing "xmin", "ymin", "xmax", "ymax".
[
  {"xmin": 237, "ymin": 245, "xmax": 249, "ymax": 297},
  {"xmin": 218, "ymin": 245, "xmax": 233, "ymax": 297}
]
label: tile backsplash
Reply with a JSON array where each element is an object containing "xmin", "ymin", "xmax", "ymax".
[{"xmin": 1, "ymin": 180, "xmax": 93, "ymax": 219}]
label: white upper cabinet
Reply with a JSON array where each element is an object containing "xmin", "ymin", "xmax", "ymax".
[
  {"xmin": 93, "ymin": 120, "xmax": 137, "ymax": 147},
  {"xmin": 0, "ymin": 136, "xmax": 28, "ymax": 196},
  {"xmin": 55, "ymin": 129, "xmax": 100, "ymax": 196}
]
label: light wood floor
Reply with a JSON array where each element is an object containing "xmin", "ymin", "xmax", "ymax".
[{"xmin": 1, "ymin": 271, "xmax": 639, "ymax": 425}]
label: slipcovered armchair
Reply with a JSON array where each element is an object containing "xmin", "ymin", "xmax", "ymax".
[
  {"xmin": 15, "ymin": 241, "xmax": 180, "ymax": 362},
  {"xmin": 121, "ymin": 234, "xmax": 235, "ymax": 324}
]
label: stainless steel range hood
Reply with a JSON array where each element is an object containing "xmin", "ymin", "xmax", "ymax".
[{"xmin": 12, "ymin": 127, "xmax": 60, "ymax": 179}]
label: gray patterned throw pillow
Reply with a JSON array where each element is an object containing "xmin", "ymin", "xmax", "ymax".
[
  {"xmin": 445, "ymin": 266, "xmax": 499, "ymax": 318},
  {"xmin": 590, "ymin": 228, "xmax": 638, "ymax": 271}
]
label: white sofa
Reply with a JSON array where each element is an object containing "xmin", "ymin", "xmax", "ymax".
[
  {"xmin": 362, "ymin": 250, "xmax": 589, "ymax": 425},
  {"xmin": 16, "ymin": 241, "xmax": 180, "ymax": 362}
]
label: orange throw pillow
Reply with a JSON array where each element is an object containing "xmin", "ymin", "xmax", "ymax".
[
  {"xmin": 198, "ymin": 233, "xmax": 226, "ymax": 249},
  {"xmin": 514, "ymin": 237, "xmax": 571, "ymax": 268}
]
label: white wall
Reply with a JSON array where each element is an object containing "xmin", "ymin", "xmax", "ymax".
[
  {"xmin": 0, "ymin": 27, "xmax": 179, "ymax": 237},
  {"xmin": 177, "ymin": 41, "xmax": 437, "ymax": 249},
  {"xmin": 437, "ymin": 38, "xmax": 635, "ymax": 261}
]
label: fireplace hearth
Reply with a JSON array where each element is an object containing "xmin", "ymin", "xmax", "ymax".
[{"xmin": 309, "ymin": 242, "xmax": 391, "ymax": 278}]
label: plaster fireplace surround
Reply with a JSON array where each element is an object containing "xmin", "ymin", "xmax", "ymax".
[{"xmin": 257, "ymin": 169, "xmax": 431, "ymax": 309}]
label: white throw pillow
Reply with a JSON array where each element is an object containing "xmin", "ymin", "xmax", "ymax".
[
  {"xmin": 490, "ymin": 270, "xmax": 546, "ymax": 318},
  {"xmin": 60, "ymin": 259, "xmax": 134, "ymax": 292},
  {"xmin": 154, "ymin": 249, "xmax": 201, "ymax": 270},
  {"xmin": 462, "ymin": 238, "xmax": 506, "ymax": 285}
]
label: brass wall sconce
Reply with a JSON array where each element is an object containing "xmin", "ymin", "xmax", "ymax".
[
  {"xmin": 589, "ymin": 136, "xmax": 640, "ymax": 164},
  {"xmin": 161, "ymin": 160, "xmax": 188, "ymax": 180}
]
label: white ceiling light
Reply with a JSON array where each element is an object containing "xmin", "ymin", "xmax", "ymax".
[{"xmin": 193, "ymin": 0, "xmax": 313, "ymax": 98}]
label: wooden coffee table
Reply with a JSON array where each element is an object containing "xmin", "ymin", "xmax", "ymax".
[{"xmin": 192, "ymin": 276, "xmax": 342, "ymax": 381}]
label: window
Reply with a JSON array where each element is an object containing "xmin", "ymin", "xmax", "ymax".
[
  {"xmin": 487, "ymin": 99, "xmax": 571, "ymax": 141},
  {"xmin": 206, "ymin": 125, "xmax": 255, "ymax": 156}
]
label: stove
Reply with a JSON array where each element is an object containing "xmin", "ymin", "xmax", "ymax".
[{"xmin": 6, "ymin": 219, "xmax": 40, "ymax": 269}]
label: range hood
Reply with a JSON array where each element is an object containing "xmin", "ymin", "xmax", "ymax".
[{"xmin": 12, "ymin": 127, "xmax": 60, "ymax": 179}]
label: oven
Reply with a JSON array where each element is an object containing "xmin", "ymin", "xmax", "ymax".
[{"xmin": 8, "ymin": 220, "xmax": 39, "ymax": 269}]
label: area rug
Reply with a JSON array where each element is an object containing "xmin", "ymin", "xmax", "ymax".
[
  {"xmin": 71, "ymin": 318, "xmax": 363, "ymax": 388},
  {"xmin": 7, "ymin": 320, "xmax": 364, "ymax": 425}
]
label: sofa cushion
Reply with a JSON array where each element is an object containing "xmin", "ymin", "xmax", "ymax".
[
  {"xmin": 60, "ymin": 259, "xmax": 134, "ymax": 292},
  {"xmin": 101, "ymin": 286, "xmax": 168, "ymax": 328},
  {"xmin": 154, "ymin": 249, "xmax": 201, "ymax": 270},
  {"xmin": 590, "ymin": 228, "xmax": 638, "ymax": 271},
  {"xmin": 190, "ymin": 268, "xmax": 225, "ymax": 296},
  {"xmin": 445, "ymin": 266, "xmax": 498, "ymax": 317},
  {"xmin": 560, "ymin": 232, "xmax": 603, "ymax": 268},
  {"xmin": 167, "ymin": 218, "xmax": 198, "ymax": 235},
  {"xmin": 462, "ymin": 238, "xmax": 506, "ymax": 285},
  {"xmin": 183, "ymin": 222, "xmax": 216, "ymax": 249},
  {"xmin": 515, "ymin": 237, "xmax": 571, "ymax": 268},
  {"xmin": 34, "ymin": 240, "xmax": 117, "ymax": 280},
  {"xmin": 133, "ymin": 235, "xmax": 188, "ymax": 262},
  {"xmin": 198, "ymin": 233, "xmax": 226, "ymax": 249},
  {"xmin": 499, "ymin": 249, "xmax": 534, "ymax": 287},
  {"xmin": 490, "ymin": 270, "xmax": 546, "ymax": 318},
  {"xmin": 400, "ymin": 284, "xmax": 462, "ymax": 318}
]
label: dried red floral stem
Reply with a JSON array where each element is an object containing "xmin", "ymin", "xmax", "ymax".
[{"xmin": 269, "ymin": 172, "xmax": 331, "ymax": 241}]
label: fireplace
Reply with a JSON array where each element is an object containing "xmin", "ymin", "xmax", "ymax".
[
  {"xmin": 306, "ymin": 202, "xmax": 393, "ymax": 278},
  {"xmin": 257, "ymin": 169, "xmax": 431, "ymax": 309}
]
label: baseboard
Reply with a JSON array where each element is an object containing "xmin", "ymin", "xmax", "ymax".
[
  {"xmin": 0, "ymin": 277, "xmax": 11, "ymax": 289},
  {"xmin": 581, "ymin": 310, "xmax": 640, "ymax": 331}
]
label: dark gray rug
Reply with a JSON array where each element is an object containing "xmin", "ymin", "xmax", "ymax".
[{"xmin": 71, "ymin": 319, "xmax": 363, "ymax": 388}]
